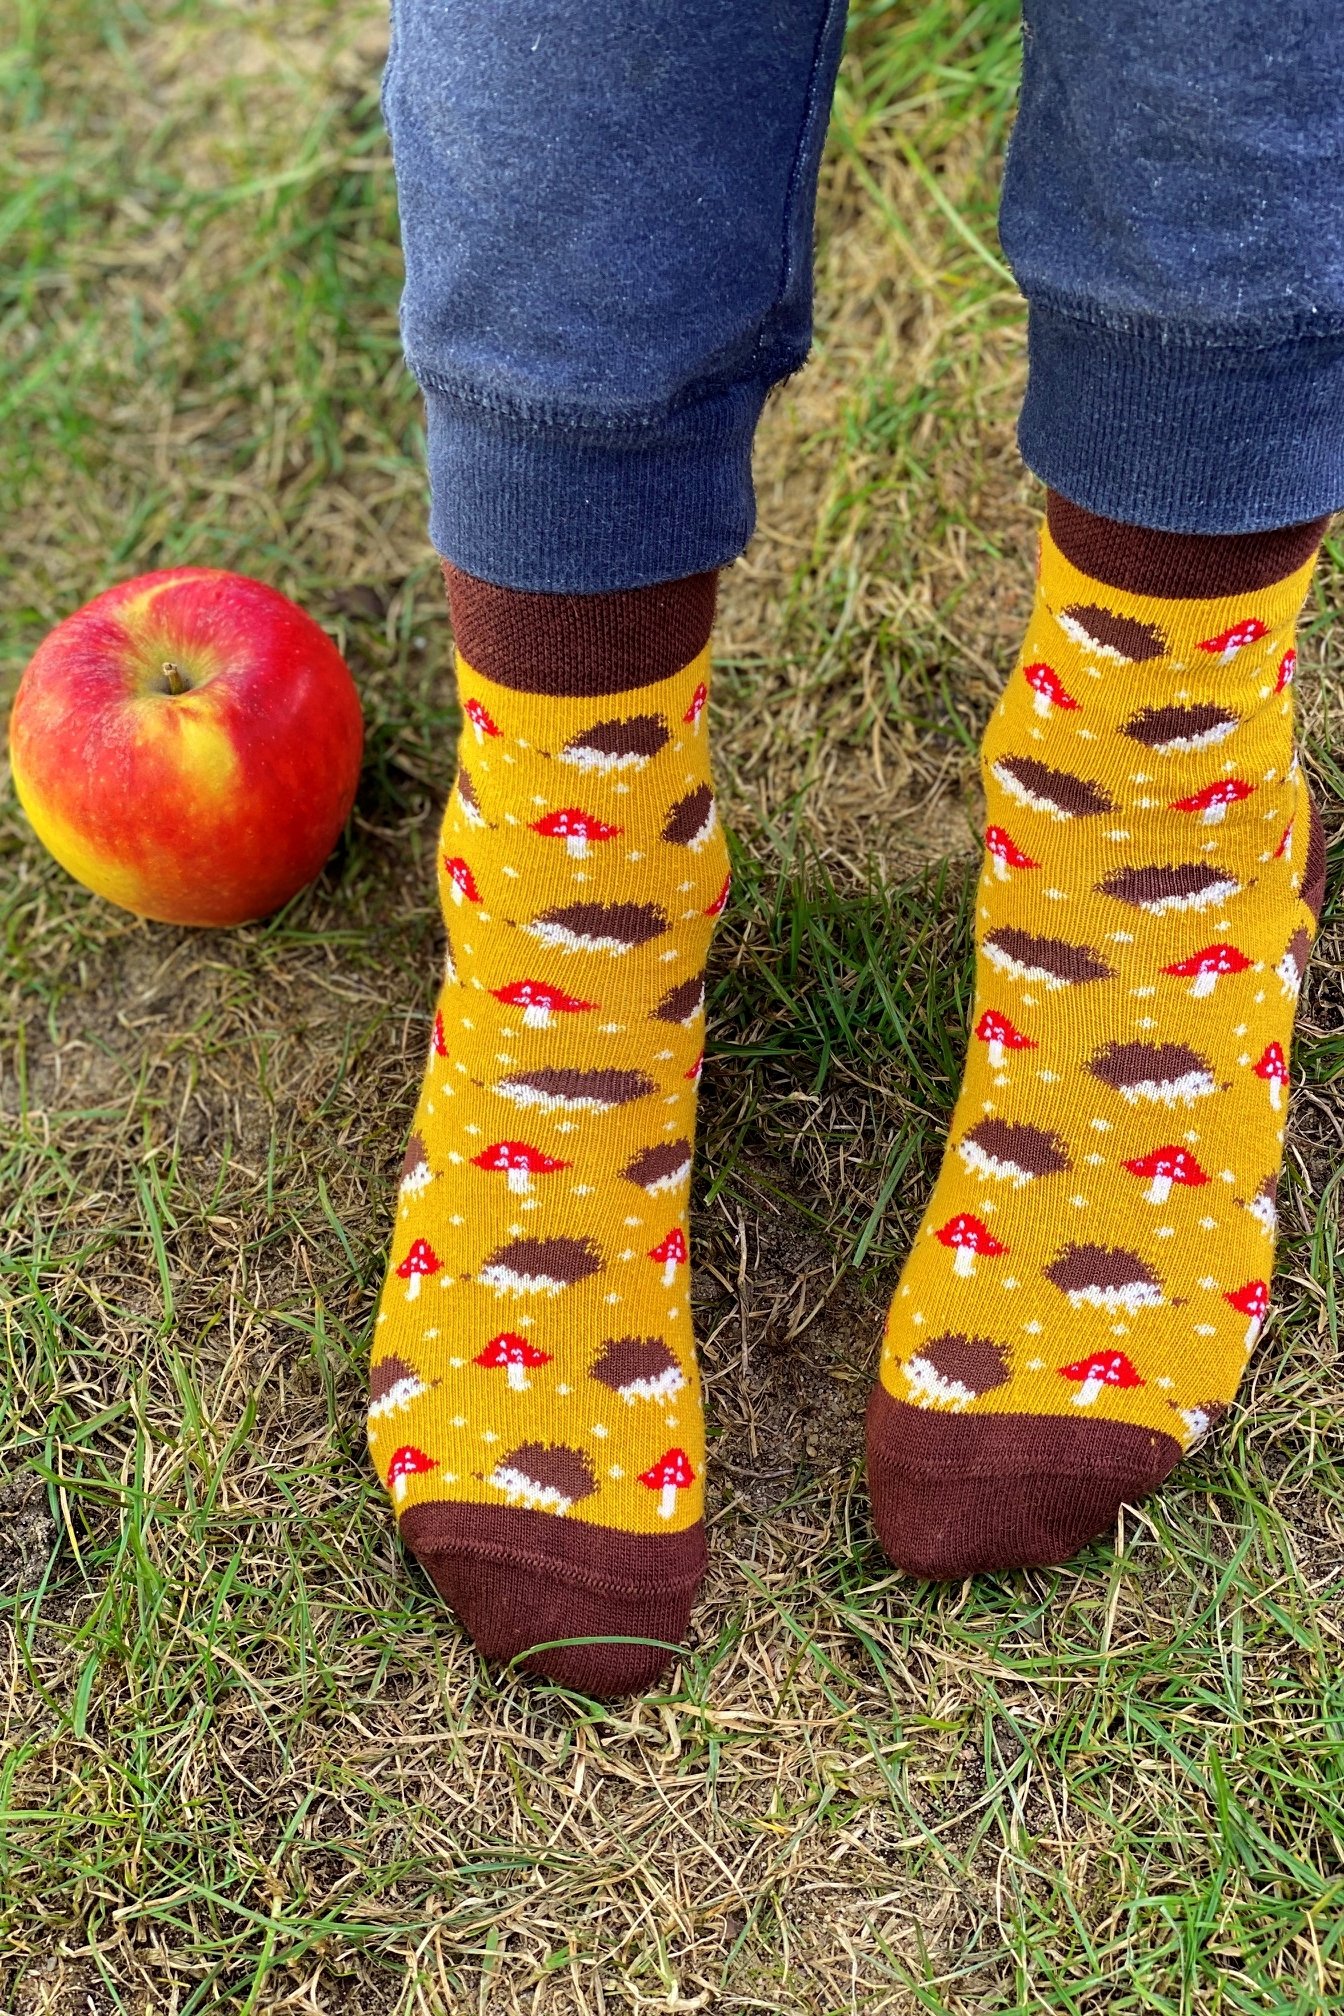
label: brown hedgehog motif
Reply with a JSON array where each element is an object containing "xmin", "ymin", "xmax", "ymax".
[
  {"xmin": 1057, "ymin": 603, "xmax": 1167, "ymax": 662},
  {"xmin": 457, "ymin": 765, "xmax": 485, "ymax": 825},
  {"xmin": 1173, "ymin": 1397, "xmax": 1230, "ymax": 1444},
  {"xmin": 493, "ymin": 1066, "xmax": 656, "ymax": 1112},
  {"xmin": 661, "ymin": 784, "xmax": 717, "ymax": 849},
  {"xmin": 1120, "ymin": 702, "xmax": 1240, "ymax": 754},
  {"xmin": 1088, "ymin": 1039, "xmax": 1219, "ymax": 1105},
  {"xmin": 478, "ymin": 1236, "xmax": 604, "ymax": 1296},
  {"xmin": 623, "ymin": 1141, "xmax": 693, "ymax": 1193},
  {"xmin": 984, "ymin": 927, "xmax": 1116, "ymax": 987},
  {"xmin": 1044, "ymin": 1243, "xmax": 1163, "ymax": 1312},
  {"xmin": 368, "ymin": 1352, "xmax": 433, "ymax": 1418},
  {"xmin": 558, "ymin": 715, "xmax": 670, "ymax": 773},
  {"xmin": 525, "ymin": 900, "xmax": 668, "ymax": 954},
  {"xmin": 1243, "ymin": 1172, "xmax": 1278, "ymax": 1236},
  {"xmin": 957, "ymin": 1118, "xmax": 1071, "ymax": 1186},
  {"xmin": 652, "ymin": 975, "xmax": 706, "ymax": 1026},
  {"xmin": 590, "ymin": 1337, "xmax": 687, "ymax": 1404},
  {"xmin": 486, "ymin": 1442, "xmax": 598, "ymax": 1514},
  {"xmin": 399, "ymin": 1131, "xmax": 433, "ymax": 1197},
  {"xmin": 1095, "ymin": 864, "xmax": 1240, "ymax": 914},
  {"xmin": 901, "ymin": 1334, "xmax": 1010, "ymax": 1410},
  {"xmin": 1277, "ymin": 925, "xmax": 1311, "ymax": 997},
  {"xmin": 991, "ymin": 755, "xmax": 1114, "ymax": 819}
]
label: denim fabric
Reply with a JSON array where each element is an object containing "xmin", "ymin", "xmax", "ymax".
[
  {"xmin": 383, "ymin": 1, "xmax": 1344, "ymax": 588},
  {"xmin": 383, "ymin": 0, "xmax": 847, "ymax": 589},
  {"xmin": 1003, "ymin": 2, "xmax": 1344, "ymax": 532}
]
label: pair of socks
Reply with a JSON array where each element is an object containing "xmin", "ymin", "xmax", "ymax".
[{"xmin": 368, "ymin": 502, "xmax": 1327, "ymax": 1695}]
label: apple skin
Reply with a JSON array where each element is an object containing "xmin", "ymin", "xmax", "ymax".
[{"xmin": 9, "ymin": 568, "xmax": 364, "ymax": 926}]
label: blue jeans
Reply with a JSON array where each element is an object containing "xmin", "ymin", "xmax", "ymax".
[{"xmin": 382, "ymin": 2, "xmax": 1344, "ymax": 591}]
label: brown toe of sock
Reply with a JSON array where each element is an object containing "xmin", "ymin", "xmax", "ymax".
[
  {"xmin": 399, "ymin": 1502, "xmax": 707, "ymax": 1697},
  {"xmin": 865, "ymin": 1382, "xmax": 1180, "ymax": 1580}
]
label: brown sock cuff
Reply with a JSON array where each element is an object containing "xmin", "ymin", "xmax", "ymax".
[
  {"xmin": 1046, "ymin": 492, "xmax": 1330, "ymax": 600},
  {"xmin": 442, "ymin": 562, "xmax": 717, "ymax": 697}
]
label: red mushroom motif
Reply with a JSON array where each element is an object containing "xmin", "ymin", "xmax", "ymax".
[
  {"xmin": 464, "ymin": 696, "xmax": 500, "ymax": 743},
  {"xmin": 471, "ymin": 1140, "xmax": 572, "ymax": 1195},
  {"xmin": 1225, "ymin": 1279, "xmax": 1269, "ymax": 1347},
  {"xmin": 396, "ymin": 1238, "xmax": 441, "ymax": 1302},
  {"xmin": 1273, "ymin": 817, "xmax": 1295, "ymax": 862},
  {"xmin": 1057, "ymin": 1350, "xmax": 1144, "ymax": 1408},
  {"xmin": 386, "ymin": 1445, "xmax": 435, "ymax": 1503},
  {"xmin": 1170, "ymin": 778, "xmax": 1255, "ymax": 825},
  {"xmin": 705, "ymin": 873, "xmax": 731, "ymax": 918},
  {"xmin": 529, "ymin": 808, "xmax": 624, "ymax": 859},
  {"xmin": 442, "ymin": 856, "xmax": 481, "ymax": 905},
  {"xmin": 1160, "ymin": 943, "xmax": 1252, "ymax": 998},
  {"xmin": 985, "ymin": 826, "xmax": 1039, "ymax": 882},
  {"xmin": 935, "ymin": 1213, "xmax": 1007, "ymax": 1278},
  {"xmin": 1274, "ymin": 649, "xmax": 1296, "ymax": 693},
  {"xmin": 1022, "ymin": 661, "xmax": 1079, "ymax": 718},
  {"xmin": 474, "ymin": 1331, "xmax": 552, "ymax": 1391},
  {"xmin": 489, "ymin": 978, "xmax": 596, "ymax": 1030},
  {"xmin": 1252, "ymin": 1042, "xmax": 1289, "ymax": 1109},
  {"xmin": 638, "ymin": 1446, "xmax": 695, "ymax": 1519},
  {"xmin": 684, "ymin": 681, "xmax": 708, "ymax": 729},
  {"xmin": 1122, "ymin": 1144, "xmax": 1209, "ymax": 1205},
  {"xmin": 1197, "ymin": 618, "xmax": 1269, "ymax": 663},
  {"xmin": 431, "ymin": 1009, "xmax": 449, "ymax": 1059},
  {"xmin": 648, "ymin": 1226, "xmax": 688, "ymax": 1287},
  {"xmin": 974, "ymin": 1010, "xmax": 1036, "ymax": 1070}
]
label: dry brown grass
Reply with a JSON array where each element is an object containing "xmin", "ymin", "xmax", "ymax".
[{"xmin": 2, "ymin": 4, "xmax": 1341, "ymax": 2012}]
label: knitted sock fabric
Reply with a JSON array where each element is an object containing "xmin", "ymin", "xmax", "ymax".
[
  {"xmin": 369, "ymin": 568, "xmax": 724, "ymax": 1694},
  {"xmin": 867, "ymin": 499, "xmax": 1328, "ymax": 1578}
]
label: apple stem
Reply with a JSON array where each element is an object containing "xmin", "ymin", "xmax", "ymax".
[{"xmin": 162, "ymin": 659, "xmax": 185, "ymax": 696}]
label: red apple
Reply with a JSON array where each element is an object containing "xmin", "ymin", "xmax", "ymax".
[{"xmin": 8, "ymin": 568, "xmax": 363, "ymax": 926}]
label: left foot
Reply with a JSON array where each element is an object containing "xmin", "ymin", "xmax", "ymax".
[{"xmin": 868, "ymin": 516, "xmax": 1326, "ymax": 1577}]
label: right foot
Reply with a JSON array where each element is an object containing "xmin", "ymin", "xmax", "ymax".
[{"xmin": 369, "ymin": 574, "xmax": 725, "ymax": 1695}]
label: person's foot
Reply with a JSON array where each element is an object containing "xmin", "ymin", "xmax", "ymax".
[
  {"xmin": 868, "ymin": 504, "xmax": 1327, "ymax": 1577},
  {"xmin": 369, "ymin": 570, "xmax": 725, "ymax": 1693}
]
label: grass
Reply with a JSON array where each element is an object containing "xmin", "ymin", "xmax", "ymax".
[{"xmin": 2, "ymin": 1, "xmax": 1341, "ymax": 2010}]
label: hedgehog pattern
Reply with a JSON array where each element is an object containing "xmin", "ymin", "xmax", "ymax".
[
  {"xmin": 881, "ymin": 529, "xmax": 1321, "ymax": 1452},
  {"xmin": 368, "ymin": 651, "xmax": 726, "ymax": 1535}
]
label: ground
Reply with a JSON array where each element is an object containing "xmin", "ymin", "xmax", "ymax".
[{"xmin": 2, "ymin": 4, "xmax": 1342, "ymax": 2011}]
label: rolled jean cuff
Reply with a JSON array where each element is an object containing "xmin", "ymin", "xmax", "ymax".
[
  {"xmin": 420, "ymin": 376, "xmax": 773, "ymax": 593},
  {"xmin": 1018, "ymin": 301, "xmax": 1344, "ymax": 534}
]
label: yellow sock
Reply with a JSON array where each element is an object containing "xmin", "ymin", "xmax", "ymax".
[
  {"xmin": 867, "ymin": 521, "xmax": 1324, "ymax": 1575},
  {"xmin": 369, "ymin": 572, "xmax": 726, "ymax": 1691}
]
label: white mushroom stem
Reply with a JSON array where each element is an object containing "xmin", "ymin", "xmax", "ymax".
[
  {"xmin": 448, "ymin": 881, "xmax": 466, "ymax": 904},
  {"xmin": 658, "ymin": 1481, "xmax": 678, "ymax": 1519},
  {"xmin": 1202, "ymin": 802, "xmax": 1229, "ymax": 825},
  {"xmin": 1243, "ymin": 1315, "xmax": 1262, "ymax": 1349},
  {"xmin": 1032, "ymin": 691, "xmax": 1051, "ymax": 718},
  {"xmin": 507, "ymin": 1166, "xmax": 532, "ymax": 1195},
  {"xmin": 1189, "ymin": 970, "xmax": 1218, "ymax": 998},
  {"xmin": 507, "ymin": 1363, "xmax": 530, "ymax": 1391},
  {"xmin": 987, "ymin": 1040, "xmax": 1005, "ymax": 1069},
  {"xmin": 953, "ymin": 1246, "xmax": 977, "ymax": 1278},
  {"xmin": 392, "ymin": 1472, "xmax": 409, "ymax": 1503},
  {"xmin": 405, "ymin": 1272, "xmax": 423, "ymax": 1302},
  {"xmin": 566, "ymin": 833, "xmax": 588, "ymax": 859},
  {"xmin": 991, "ymin": 854, "xmax": 1010, "ymax": 882},
  {"xmin": 1072, "ymin": 1376, "xmax": 1103, "ymax": 1407},
  {"xmin": 661, "ymin": 1256, "xmax": 679, "ymax": 1287},
  {"xmin": 522, "ymin": 1004, "xmax": 552, "ymax": 1029},
  {"xmin": 1145, "ymin": 1174, "xmax": 1173, "ymax": 1205},
  {"xmin": 1268, "ymin": 1077, "xmax": 1283, "ymax": 1110}
]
